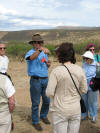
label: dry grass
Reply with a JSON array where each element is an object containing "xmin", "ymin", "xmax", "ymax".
[{"xmin": 7, "ymin": 58, "xmax": 100, "ymax": 133}]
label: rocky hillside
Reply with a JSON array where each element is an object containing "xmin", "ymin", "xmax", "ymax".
[{"xmin": 0, "ymin": 27, "xmax": 100, "ymax": 45}]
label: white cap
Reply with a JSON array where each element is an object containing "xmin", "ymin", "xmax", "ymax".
[{"xmin": 82, "ymin": 51, "xmax": 94, "ymax": 60}]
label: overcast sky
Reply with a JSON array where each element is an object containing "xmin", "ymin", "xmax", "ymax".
[{"xmin": 0, "ymin": 0, "xmax": 100, "ymax": 31}]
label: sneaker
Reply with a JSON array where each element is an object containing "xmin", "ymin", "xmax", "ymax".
[
  {"xmin": 33, "ymin": 123, "xmax": 43, "ymax": 131},
  {"xmin": 91, "ymin": 117, "xmax": 96, "ymax": 123},
  {"xmin": 81, "ymin": 116, "xmax": 88, "ymax": 121},
  {"xmin": 40, "ymin": 117, "xmax": 50, "ymax": 124}
]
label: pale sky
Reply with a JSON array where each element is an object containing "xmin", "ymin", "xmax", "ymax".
[{"xmin": 0, "ymin": 0, "xmax": 100, "ymax": 31}]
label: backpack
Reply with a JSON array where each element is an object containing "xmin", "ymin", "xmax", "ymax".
[
  {"xmin": 89, "ymin": 66, "xmax": 100, "ymax": 91},
  {"xmin": 96, "ymin": 54, "xmax": 99, "ymax": 62}
]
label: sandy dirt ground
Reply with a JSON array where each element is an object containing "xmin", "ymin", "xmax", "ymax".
[{"xmin": 7, "ymin": 57, "xmax": 100, "ymax": 133}]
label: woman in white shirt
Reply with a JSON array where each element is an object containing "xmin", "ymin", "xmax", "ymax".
[{"xmin": 46, "ymin": 42, "xmax": 87, "ymax": 133}]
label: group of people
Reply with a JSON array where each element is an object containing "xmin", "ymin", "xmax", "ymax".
[
  {"xmin": 0, "ymin": 33, "xmax": 100, "ymax": 133},
  {"xmin": 25, "ymin": 34, "xmax": 100, "ymax": 133},
  {"xmin": 81, "ymin": 43, "xmax": 100, "ymax": 123}
]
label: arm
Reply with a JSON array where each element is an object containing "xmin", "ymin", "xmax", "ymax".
[
  {"xmin": 8, "ymin": 95, "xmax": 15, "ymax": 113},
  {"xmin": 5, "ymin": 77, "xmax": 16, "ymax": 113},
  {"xmin": 46, "ymin": 70, "xmax": 57, "ymax": 97},
  {"xmin": 79, "ymin": 70, "xmax": 88, "ymax": 94},
  {"xmin": 40, "ymin": 46, "xmax": 51, "ymax": 55},
  {"xmin": 27, "ymin": 46, "xmax": 50, "ymax": 61},
  {"xmin": 46, "ymin": 60, "xmax": 51, "ymax": 68},
  {"xmin": 30, "ymin": 50, "xmax": 41, "ymax": 60}
]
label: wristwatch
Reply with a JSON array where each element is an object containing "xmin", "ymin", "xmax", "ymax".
[{"xmin": 38, "ymin": 49, "xmax": 42, "ymax": 53}]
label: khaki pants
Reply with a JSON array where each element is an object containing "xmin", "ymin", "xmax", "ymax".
[
  {"xmin": 0, "ymin": 111, "xmax": 11, "ymax": 133},
  {"xmin": 51, "ymin": 112, "xmax": 81, "ymax": 133}
]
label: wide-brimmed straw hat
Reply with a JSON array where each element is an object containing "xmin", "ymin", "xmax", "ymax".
[{"xmin": 29, "ymin": 34, "xmax": 44, "ymax": 44}]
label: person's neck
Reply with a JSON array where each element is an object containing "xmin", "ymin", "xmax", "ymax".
[
  {"xmin": 0, "ymin": 55, "xmax": 5, "ymax": 57},
  {"xmin": 64, "ymin": 61, "xmax": 72, "ymax": 65}
]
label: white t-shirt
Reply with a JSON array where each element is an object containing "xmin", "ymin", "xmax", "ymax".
[
  {"xmin": 5, "ymin": 77, "xmax": 15, "ymax": 98},
  {"xmin": 0, "ymin": 55, "xmax": 9, "ymax": 73}
]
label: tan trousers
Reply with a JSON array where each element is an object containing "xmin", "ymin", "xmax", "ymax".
[
  {"xmin": 0, "ymin": 111, "xmax": 11, "ymax": 133},
  {"xmin": 51, "ymin": 112, "xmax": 81, "ymax": 133}
]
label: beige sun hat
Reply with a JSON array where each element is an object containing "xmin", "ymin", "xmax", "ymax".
[
  {"xmin": 82, "ymin": 51, "xmax": 94, "ymax": 60},
  {"xmin": 29, "ymin": 34, "xmax": 44, "ymax": 44}
]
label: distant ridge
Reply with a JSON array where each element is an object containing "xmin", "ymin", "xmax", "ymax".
[
  {"xmin": 0, "ymin": 27, "xmax": 100, "ymax": 44},
  {"xmin": 56, "ymin": 26, "xmax": 100, "ymax": 30}
]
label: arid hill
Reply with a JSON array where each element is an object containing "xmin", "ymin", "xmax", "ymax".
[
  {"xmin": 0, "ymin": 31, "xmax": 8, "ymax": 40},
  {"xmin": 1, "ymin": 27, "xmax": 100, "ymax": 45}
]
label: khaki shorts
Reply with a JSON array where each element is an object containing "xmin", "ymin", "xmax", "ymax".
[{"xmin": 0, "ymin": 111, "xmax": 11, "ymax": 133}]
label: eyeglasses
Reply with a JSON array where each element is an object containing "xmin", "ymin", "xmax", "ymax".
[
  {"xmin": 0, "ymin": 47, "xmax": 6, "ymax": 50},
  {"xmin": 89, "ymin": 48, "xmax": 95, "ymax": 52},
  {"xmin": 33, "ymin": 41, "xmax": 44, "ymax": 44}
]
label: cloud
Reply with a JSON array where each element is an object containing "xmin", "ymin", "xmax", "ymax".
[
  {"xmin": 80, "ymin": 0, "xmax": 100, "ymax": 11},
  {"xmin": 0, "ymin": 0, "xmax": 100, "ymax": 31},
  {"xmin": 0, "ymin": 4, "xmax": 18, "ymax": 15}
]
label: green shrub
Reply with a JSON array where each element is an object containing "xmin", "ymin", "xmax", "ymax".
[
  {"xmin": 45, "ymin": 44, "xmax": 55, "ymax": 55},
  {"xmin": 6, "ymin": 41, "xmax": 32, "ymax": 58},
  {"xmin": 6, "ymin": 40, "xmax": 100, "ymax": 61},
  {"xmin": 74, "ymin": 39, "xmax": 100, "ymax": 55}
]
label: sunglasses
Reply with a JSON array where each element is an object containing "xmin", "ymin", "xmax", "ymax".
[
  {"xmin": 89, "ymin": 48, "xmax": 95, "ymax": 51},
  {"xmin": 0, "ymin": 47, "xmax": 6, "ymax": 50},
  {"xmin": 33, "ymin": 41, "xmax": 44, "ymax": 44},
  {"xmin": 83, "ymin": 57, "xmax": 89, "ymax": 60}
]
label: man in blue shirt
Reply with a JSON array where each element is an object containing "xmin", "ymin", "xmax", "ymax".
[{"xmin": 25, "ymin": 34, "xmax": 50, "ymax": 131}]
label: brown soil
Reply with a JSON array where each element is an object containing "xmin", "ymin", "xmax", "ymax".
[{"xmin": 7, "ymin": 58, "xmax": 100, "ymax": 133}]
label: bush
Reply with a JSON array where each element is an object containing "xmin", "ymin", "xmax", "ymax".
[
  {"xmin": 45, "ymin": 44, "xmax": 55, "ymax": 55},
  {"xmin": 74, "ymin": 39, "xmax": 100, "ymax": 55},
  {"xmin": 6, "ymin": 40, "xmax": 100, "ymax": 61},
  {"xmin": 6, "ymin": 41, "xmax": 32, "ymax": 59}
]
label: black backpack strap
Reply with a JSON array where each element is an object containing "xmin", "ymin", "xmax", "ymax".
[
  {"xmin": 96, "ymin": 54, "xmax": 99, "ymax": 62},
  {"xmin": 0, "ymin": 72, "xmax": 14, "ymax": 85}
]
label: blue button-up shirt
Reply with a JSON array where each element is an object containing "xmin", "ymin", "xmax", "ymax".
[
  {"xmin": 82, "ymin": 61, "xmax": 96, "ymax": 91},
  {"xmin": 25, "ymin": 48, "xmax": 48, "ymax": 77}
]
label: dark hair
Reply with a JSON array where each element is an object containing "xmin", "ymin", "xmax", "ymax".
[
  {"xmin": 86, "ymin": 43, "xmax": 95, "ymax": 51},
  {"xmin": 56, "ymin": 42, "xmax": 76, "ymax": 64}
]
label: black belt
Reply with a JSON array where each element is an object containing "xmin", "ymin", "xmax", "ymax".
[{"xmin": 31, "ymin": 76, "xmax": 48, "ymax": 80}]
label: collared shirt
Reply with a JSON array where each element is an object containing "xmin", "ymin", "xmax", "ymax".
[
  {"xmin": 4, "ymin": 76, "xmax": 15, "ymax": 98},
  {"xmin": 0, "ymin": 74, "xmax": 15, "ymax": 112},
  {"xmin": 0, "ymin": 55, "xmax": 9, "ymax": 73},
  {"xmin": 82, "ymin": 61, "xmax": 97, "ymax": 91},
  {"xmin": 25, "ymin": 48, "xmax": 48, "ymax": 77}
]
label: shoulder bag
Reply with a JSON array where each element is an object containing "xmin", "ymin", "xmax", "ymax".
[{"xmin": 63, "ymin": 64, "xmax": 86, "ymax": 113}]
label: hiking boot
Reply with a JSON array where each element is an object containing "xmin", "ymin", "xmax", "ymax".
[
  {"xmin": 33, "ymin": 123, "xmax": 43, "ymax": 131},
  {"xmin": 40, "ymin": 117, "xmax": 50, "ymax": 124}
]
